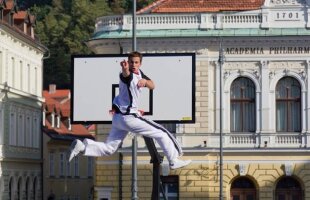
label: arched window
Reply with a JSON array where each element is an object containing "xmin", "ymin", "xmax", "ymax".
[
  {"xmin": 231, "ymin": 77, "xmax": 256, "ymax": 132},
  {"xmin": 231, "ymin": 177, "xmax": 256, "ymax": 200},
  {"xmin": 25, "ymin": 178, "xmax": 29, "ymax": 200},
  {"xmin": 9, "ymin": 177, "xmax": 13, "ymax": 200},
  {"xmin": 17, "ymin": 178, "xmax": 22, "ymax": 200},
  {"xmin": 275, "ymin": 177, "xmax": 302, "ymax": 200},
  {"xmin": 33, "ymin": 177, "xmax": 37, "ymax": 200},
  {"xmin": 276, "ymin": 77, "xmax": 301, "ymax": 132}
]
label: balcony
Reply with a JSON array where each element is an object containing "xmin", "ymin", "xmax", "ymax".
[
  {"xmin": 94, "ymin": 11, "xmax": 262, "ymax": 33},
  {"xmin": 178, "ymin": 132, "xmax": 309, "ymax": 149}
]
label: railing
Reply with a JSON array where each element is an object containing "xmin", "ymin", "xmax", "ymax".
[
  {"xmin": 274, "ymin": 133, "xmax": 302, "ymax": 147},
  {"xmin": 179, "ymin": 133, "xmax": 307, "ymax": 148},
  {"xmin": 229, "ymin": 134, "xmax": 256, "ymax": 147},
  {"xmin": 94, "ymin": 11, "xmax": 262, "ymax": 33},
  {"xmin": 121, "ymin": 132, "xmax": 309, "ymax": 149}
]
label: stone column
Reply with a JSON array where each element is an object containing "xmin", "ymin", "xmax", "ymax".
[
  {"xmin": 306, "ymin": 60, "xmax": 310, "ymax": 133},
  {"xmin": 215, "ymin": 62, "xmax": 221, "ymax": 133},
  {"xmin": 260, "ymin": 60, "xmax": 271, "ymax": 133}
]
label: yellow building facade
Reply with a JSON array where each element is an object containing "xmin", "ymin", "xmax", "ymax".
[{"xmin": 86, "ymin": 0, "xmax": 310, "ymax": 199}]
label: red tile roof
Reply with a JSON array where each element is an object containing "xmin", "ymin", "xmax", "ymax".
[
  {"xmin": 138, "ymin": 0, "xmax": 264, "ymax": 14},
  {"xmin": 13, "ymin": 11, "xmax": 27, "ymax": 20},
  {"xmin": 43, "ymin": 88, "xmax": 94, "ymax": 139}
]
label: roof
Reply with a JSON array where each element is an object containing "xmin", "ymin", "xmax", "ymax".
[
  {"xmin": 138, "ymin": 0, "xmax": 265, "ymax": 14},
  {"xmin": 43, "ymin": 88, "xmax": 94, "ymax": 140}
]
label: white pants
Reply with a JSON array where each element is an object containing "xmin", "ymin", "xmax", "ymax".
[{"xmin": 82, "ymin": 113, "xmax": 183, "ymax": 163}]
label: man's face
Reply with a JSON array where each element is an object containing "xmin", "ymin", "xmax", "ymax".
[{"xmin": 128, "ymin": 56, "xmax": 141, "ymax": 74}]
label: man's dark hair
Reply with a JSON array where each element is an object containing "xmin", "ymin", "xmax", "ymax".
[{"xmin": 128, "ymin": 51, "xmax": 143, "ymax": 62}]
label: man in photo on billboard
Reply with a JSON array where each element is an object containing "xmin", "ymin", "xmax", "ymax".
[{"xmin": 68, "ymin": 51, "xmax": 191, "ymax": 169}]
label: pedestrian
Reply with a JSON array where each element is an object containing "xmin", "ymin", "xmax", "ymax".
[{"xmin": 69, "ymin": 51, "xmax": 191, "ymax": 169}]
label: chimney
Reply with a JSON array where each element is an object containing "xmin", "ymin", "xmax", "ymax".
[{"xmin": 49, "ymin": 84, "xmax": 56, "ymax": 94}]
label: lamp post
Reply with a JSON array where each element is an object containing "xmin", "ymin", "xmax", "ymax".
[
  {"xmin": 131, "ymin": 0, "xmax": 138, "ymax": 200},
  {"xmin": 218, "ymin": 38, "xmax": 224, "ymax": 200}
]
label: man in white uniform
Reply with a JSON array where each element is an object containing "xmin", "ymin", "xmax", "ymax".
[{"xmin": 69, "ymin": 51, "xmax": 191, "ymax": 169}]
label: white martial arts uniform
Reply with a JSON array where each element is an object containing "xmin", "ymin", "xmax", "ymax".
[{"xmin": 82, "ymin": 69, "xmax": 182, "ymax": 163}]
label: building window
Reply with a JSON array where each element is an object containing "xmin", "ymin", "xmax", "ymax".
[
  {"xmin": 9, "ymin": 113, "xmax": 16, "ymax": 145},
  {"xmin": 19, "ymin": 60, "xmax": 23, "ymax": 90},
  {"xmin": 33, "ymin": 117, "xmax": 39, "ymax": 148},
  {"xmin": 25, "ymin": 177, "xmax": 29, "ymax": 200},
  {"xmin": 27, "ymin": 64, "xmax": 30, "ymax": 92},
  {"xmin": 34, "ymin": 67, "xmax": 38, "ymax": 94},
  {"xmin": 87, "ymin": 157, "xmax": 93, "ymax": 178},
  {"xmin": 275, "ymin": 177, "xmax": 302, "ymax": 200},
  {"xmin": 60, "ymin": 152, "xmax": 65, "ymax": 177},
  {"xmin": 11, "ymin": 57, "xmax": 15, "ymax": 87},
  {"xmin": 25, "ymin": 116, "xmax": 30, "ymax": 147},
  {"xmin": 51, "ymin": 113, "xmax": 55, "ymax": 128},
  {"xmin": 230, "ymin": 77, "xmax": 256, "ymax": 132},
  {"xmin": 18, "ymin": 114, "xmax": 24, "ymax": 146},
  {"xmin": 230, "ymin": 177, "xmax": 256, "ymax": 200},
  {"xmin": 17, "ymin": 177, "xmax": 22, "ymax": 200},
  {"xmin": 66, "ymin": 155, "xmax": 71, "ymax": 177},
  {"xmin": 33, "ymin": 177, "xmax": 37, "ymax": 200},
  {"xmin": 49, "ymin": 152, "xmax": 55, "ymax": 177},
  {"xmin": 74, "ymin": 157, "xmax": 79, "ymax": 177},
  {"xmin": 276, "ymin": 77, "xmax": 301, "ymax": 132},
  {"xmin": 9, "ymin": 177, "xmax": 13, "ymax": 200},
  {"xmin": 160, "ymin": 175, "xmax": 179, "ymax": 199},
  {"xmin": 56, "ymin": 115, "xmax": 60, "ymax": 128}
]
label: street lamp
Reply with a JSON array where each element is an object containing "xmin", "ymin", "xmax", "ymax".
[{"xmin": 218, "ymin": 38, "xmax": 224, "ymax": 200}]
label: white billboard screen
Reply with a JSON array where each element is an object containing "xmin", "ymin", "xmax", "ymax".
[{"xmin": 71, "ymin": 53, "xmax": 195, "ymax": 124}]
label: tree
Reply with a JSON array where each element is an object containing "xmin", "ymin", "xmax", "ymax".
[
  {"xmin": 31, "ymin": 0, "xmax": 112, "ymax": 89},
  {"xmin": 29, "ymin": 0, "xmax": 156, "ymax": 89}
]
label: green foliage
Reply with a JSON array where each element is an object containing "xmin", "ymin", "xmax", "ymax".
[
  {"xmin": 30, "ymin": 0, "xmax": 156, "ymax": 89},
  {"xmin": 31, "ymin": 0, "xmax": 112, "ymax": 88}
]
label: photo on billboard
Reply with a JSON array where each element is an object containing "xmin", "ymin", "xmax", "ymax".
[{"xmin": 71, "ymin": 53, "xmax": 195, "ymax": 124}]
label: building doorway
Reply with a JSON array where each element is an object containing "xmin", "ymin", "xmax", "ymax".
[
  {"xmin": 275, "ymin": 177, "xmax": 303, "ymax": 200},
  {"xmin": 230, "ymin": 177, "xmax": 256, "ymax": 200}
]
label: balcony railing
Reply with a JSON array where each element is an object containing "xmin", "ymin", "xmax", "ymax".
[
  {"xmin": 177, "ymin": 132, "xmax": 308, "ymax": 149},
  {"xmin": 94, "ymin": 11, "xmax": 262, "ymax": 33}
]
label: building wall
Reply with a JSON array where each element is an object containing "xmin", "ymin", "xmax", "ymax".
[
  {"xmin": 0, "ymin": 20, "xmax": 45, "ymax": 200},
  {"xmin": 43, "ymin": 134, "xmax": 95, "ymax": 200},
  {"xmin": 89, "ymin": 1, "xmax": 310, "ymax": 198},
  {"xmin": 92, "ymin": 35, "xmax": 310, "ymax": 200}
]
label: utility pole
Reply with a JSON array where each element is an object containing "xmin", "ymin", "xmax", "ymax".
[
  {"xmin": 218, "ymin": 38, "xmax": 224, "ymax": 200},
  {"xmin": 131, "ymin": 0, "xmax": 138, "ymax": 199}
]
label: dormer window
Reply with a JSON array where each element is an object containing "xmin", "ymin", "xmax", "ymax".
[
  {"xmin": 9, "ymin": 11, "xmax": 13, "ymax": 25},
  {"xmin": 68, "ymin": 118, "xmax": 72, "ymax": 131},
  {"xmin": 23, "ymin": 22, "xmax": 27, "ymax": 34},
  {"xmin": 42, "ymin": 110, "xmax": 46, "ymax": 126},
  {"xmin": 51, "ymin": 113, "xmax": 55, "ymax": 128},
  {"xmin": 30, "ymin": 26, "xmax": 34, "ymax": 38},
  {"xmin": 56, "ymin": 115, "xmax": 60, "ymax": 128}
]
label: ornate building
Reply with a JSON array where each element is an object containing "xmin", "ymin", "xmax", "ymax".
[
  {"xmin": 0, "ymin": 0, "xmax": 47, "ymax": 199},
  {"xmin": 86, "ymin": 0, "xmax": 310, "ymax": 199}
]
